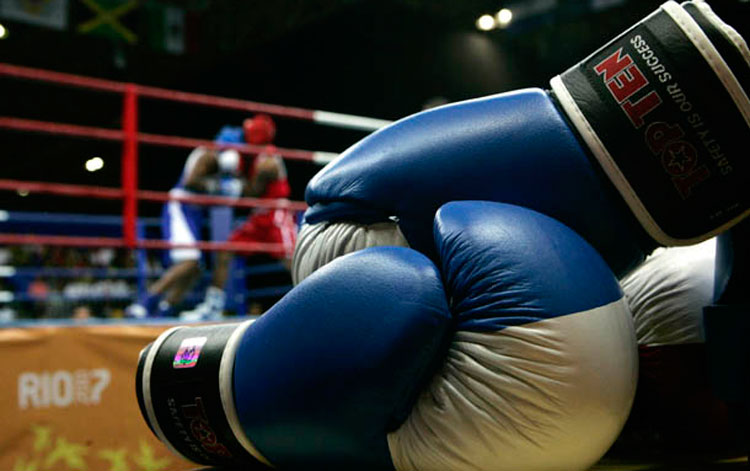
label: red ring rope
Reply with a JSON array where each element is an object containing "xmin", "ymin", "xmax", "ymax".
[
  {"xmin": 0, "ymin": 63, "xmax": 315, "ymax": 119},
  {"xmin": 0, "ymin": 234, "xmax": 283, "ymax": 255},
  {"xmin": 0, "ymin": 179, "xmax": 309, "ymax": 211},
  {"xmin": 0, "ymin": 117, "xmax": 320, "ymax": 163}
]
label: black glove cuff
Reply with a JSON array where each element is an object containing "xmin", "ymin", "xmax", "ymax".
[
  {"xmin": 551, "ymin": 0, "xmax": 749, "ymax": 245},
  {"xmin": 136, "ymin": 321, "xmax": 269, "ymax": 467}
]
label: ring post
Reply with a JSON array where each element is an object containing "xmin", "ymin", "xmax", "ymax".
[{"xmin": 122, "ymin": 83, "xmax": 139, "ymax": 248}]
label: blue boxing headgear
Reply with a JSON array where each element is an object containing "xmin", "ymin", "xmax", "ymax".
[
  {"xmin": 215, "ymin": 125, "xmax": 244, "ymax": 144},
  {"xmin": 214, "ymin": 126, "xmax": 245, "ymax": 175}
]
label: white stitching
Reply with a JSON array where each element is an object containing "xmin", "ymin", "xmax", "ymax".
[{"xmin": 662, "ymin": 2, "xmax": 750, "ymax": 128}]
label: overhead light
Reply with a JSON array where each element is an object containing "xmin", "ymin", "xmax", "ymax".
[
  {"xmin": 86, "ymin": 157, "xmax": 104, "ymax": 172},
  {"xmin": 0, "ymin": 23, "xmax": 7, "ymax": 40},
  {"xmin": 496, "ymin": 8, "xmax": 513, "ymax": 27},
  {"xmin": 17, "ymin": 189, "xmax": 29, "ymax": 197},
  {"xmin": 476, "ymin": 14, "xmax": 496, "ymax": 31}
]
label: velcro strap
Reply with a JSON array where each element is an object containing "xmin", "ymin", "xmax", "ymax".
[{"xmin": 551, "ymin": 1, "xmax": 749, "ymax": 245}]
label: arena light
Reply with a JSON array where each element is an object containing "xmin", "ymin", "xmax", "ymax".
[
  {"xmin": 476, "ymin": 14, "xmax": 496, "ymax": 31},
  {"xmin": 0, "ymin": 23, "xmax": 7, "ymax": 40},
  {"xmin": 17, "ymin": 189, "xmax": 29, "ymax": 197},
  {"xmin": 496, "ymin": 8, "xmax": 513, "ymax": 27},
  {"xmin": 86, "ymin": 156, "xmax": 104, "ymax": 172}
]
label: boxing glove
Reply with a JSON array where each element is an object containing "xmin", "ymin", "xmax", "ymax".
[
  {"xmin": 218, "ymin": 176, "xmax": 243, "ymax": 198},
  {"xmin": 622, "ymin": 239, "xmax": 716, "ymax": 346},
  {"xmin": 294, "ymin": 0, "xmax": 750, "ymax": 284},
  {"xmin": 618, "ymin": 239, "xmax": 735, "ymax": 451},
  {"xmin": 137, "ymin": 201, "xmax": 637, "ymax": 471}
]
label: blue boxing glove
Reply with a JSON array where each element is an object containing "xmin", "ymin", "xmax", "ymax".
[
  {"xmin": 137, "ymin": 201, "xmax": 637, "ymax": 471},
  {"xmin": 294, "ymin": 1, "xmax": 750, "ymax": 283},
  {"xmin": 218, "ymin": 176, "xmax": 243, "ymax": 198}
]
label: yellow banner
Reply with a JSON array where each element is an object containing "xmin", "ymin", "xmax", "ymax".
[{"xmin": 1, "ymin": 323, "xmax": 194, "ymax": 471}]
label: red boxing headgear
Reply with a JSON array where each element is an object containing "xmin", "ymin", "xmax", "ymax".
[{"xmin": 243, "ymin": 114, "xmax": 276, "ymax": 145}]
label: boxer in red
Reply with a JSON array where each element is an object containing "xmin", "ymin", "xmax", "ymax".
[{"xmin": 181, "ymin": 116, "xmax": 297, "ymax": 321}]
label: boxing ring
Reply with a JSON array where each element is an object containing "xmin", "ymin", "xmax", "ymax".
[
  {"xmin": 0, "ymin": 62, "xmax": 395, "ymax": 313},
  {"xmin": 0, "ymin": 62, "xmax": 390, "ymax": 471}
]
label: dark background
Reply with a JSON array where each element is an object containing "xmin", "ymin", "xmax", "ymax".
[{"xmin": 1, "ymin": 0, "xmax": 749, "ymax": 216}]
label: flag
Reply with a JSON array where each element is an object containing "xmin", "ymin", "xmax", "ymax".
[
  {"xmin": 0, "ymin": 0, "xmax": 68, "ymax": 30},
  {"xmin": 146, "ymin": 2, "xmax": 184, "ymax": 55}
]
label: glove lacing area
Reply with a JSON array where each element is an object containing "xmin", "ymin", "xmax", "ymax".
[{"xmin": 292, "ymin": 220, "xmax": 409, "ymax": 284}]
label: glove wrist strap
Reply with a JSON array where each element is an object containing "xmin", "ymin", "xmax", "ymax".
[
  {"xmin": 551, "ymin": 0, "xmax": 749, "ymax": 245},
  {"xmin": 136, "ymin": 322, "xmax": 269, "ymax": 467}
]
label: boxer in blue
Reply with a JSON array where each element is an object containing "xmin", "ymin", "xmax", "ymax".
[{"xmin": 127, "ymin": 128, "xmax": 244, "ymax": 318}]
